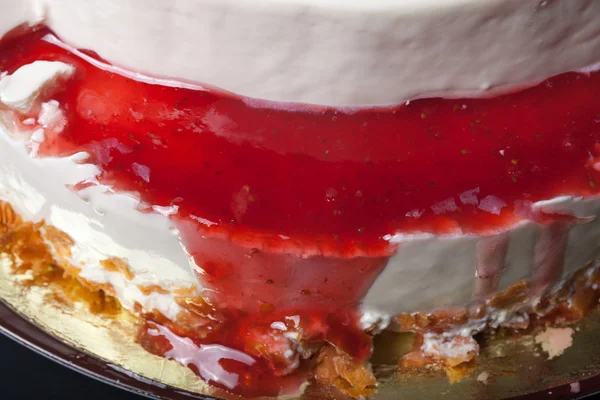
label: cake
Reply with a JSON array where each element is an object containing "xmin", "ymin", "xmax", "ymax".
[{"xmin": 1, "ymin": 0, "xmax": 600, "ymax": 397}]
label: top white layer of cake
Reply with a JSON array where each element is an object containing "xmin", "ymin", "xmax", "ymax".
[{"xmin": 1, "ymin": 0, "xmax": 600, "ymax": 106}]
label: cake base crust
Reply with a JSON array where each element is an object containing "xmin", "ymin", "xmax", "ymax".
[{"xmin": 1, "ymin": 199, "xmax": 600, "ymax": 398}]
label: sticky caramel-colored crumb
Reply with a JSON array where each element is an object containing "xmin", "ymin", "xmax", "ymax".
[
  {"xmin": 315, "ymin": 346, "xmax": 377, "ymax": 398},
  {"xmin": 397, "ymin": 263, "xmax": 600, "ymax": 374},
  {"xmin": 100, "ymin": 257, "xmax": 135, "ymax": 281}
]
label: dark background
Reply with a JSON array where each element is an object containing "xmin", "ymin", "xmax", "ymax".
[{"xmin": 0, "ymin": 333, "xmax": 144, "ymax": 399}]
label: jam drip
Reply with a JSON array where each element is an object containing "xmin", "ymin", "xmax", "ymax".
[{"xmin": 138, "ymin": 302, "xmax": 372, "ymax": 397}]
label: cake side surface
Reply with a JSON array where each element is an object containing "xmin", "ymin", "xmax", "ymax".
[{"xmin": 2, "ymin": 0, "xmax": 600, "ymax": 105}]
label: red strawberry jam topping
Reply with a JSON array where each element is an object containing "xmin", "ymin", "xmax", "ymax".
[{"xmin": 2, "ymin": 27, "xmax": 600, "ymax": 396}]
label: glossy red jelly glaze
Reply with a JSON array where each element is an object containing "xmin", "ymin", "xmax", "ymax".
[
  {"xmin": 2, "ymin": 27, "xmax": 600, "ymax": 395},
  {"xmin": 4, "ymin": 30, "xmax": 600, "ymax": 256}
]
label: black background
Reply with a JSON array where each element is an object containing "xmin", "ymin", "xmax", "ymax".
[{"xmin": 0, "ymin": 333, "xmax": 143, "ymax": 399}]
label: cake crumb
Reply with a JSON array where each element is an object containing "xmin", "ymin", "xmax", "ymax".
[
  {"xmin": 534, "ymin": 327, "xmax": 574, "ymax": 360},
  {"xmin": 476, "ymin": 371, "xmax": 489, "ymax": 384},
  {"xmin": 570, "ymin": 381, "xmax": 581, "ymax": 394}
]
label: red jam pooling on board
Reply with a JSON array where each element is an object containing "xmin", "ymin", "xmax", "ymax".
[{"xmin": 2, "ymin": 28, "xmax": 600, "ymax": 395}]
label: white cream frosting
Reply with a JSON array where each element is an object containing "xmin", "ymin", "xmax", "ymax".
[
  {"xmin": 1, "ymin": 0, "xmax": 600, "ymax": 106},
  {"xmin": 0, "ymin": 0, "xmax": 34, "ymax": 40}
]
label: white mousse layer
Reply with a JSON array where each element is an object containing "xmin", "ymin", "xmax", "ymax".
[
  {"xmin": 1, "ymin": 0, "xmax": 600, "ymax": 106},
  {"xmin": 0, "ymin": 61, "xmax": 199, "ymax": 320},
  {"xmin": 362, "ymin": 199, "xmax": 600, "ymax": 316}
]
